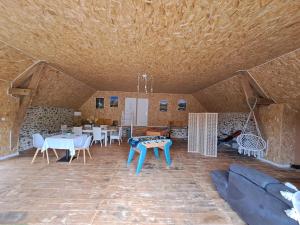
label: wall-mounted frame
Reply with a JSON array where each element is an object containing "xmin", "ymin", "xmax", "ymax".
[
  {"xmin": 178, "ymin": 99, "xmax": 186, "ymax": 111},
  {"xmin": 110, "ymin": 96, "xmax": 119, "ymax": 107},
  {"xmin": 96, "ymin": 97, "xmax": 104, "ymax": 109},
  {"xmin": 159, "ymin": 100, "xmax": 168, "ymax": 112}
]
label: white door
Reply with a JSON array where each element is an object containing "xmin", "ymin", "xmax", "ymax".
[
  {"xmin": 124, "ymin": 98, "xmax": 136, "ymax": 126},
  {"xmin": 124, "ymin": 97, "xmax": 148, "ymax": 126},
  {"xmin": 137, "ymin": 98, "xmax": 148, "ymax": 126}
]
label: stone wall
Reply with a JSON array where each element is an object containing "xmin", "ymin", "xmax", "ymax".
[
  {"xmin": 218, "ymin": 113, "xmax": 257, "ymax": 138},
  {"xmin": 18, "ymin": 106, "xmax": 74, "ymax": 151}
]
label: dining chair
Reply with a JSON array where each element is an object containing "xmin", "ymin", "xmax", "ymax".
[
  {"xmin": 61, "ymin": 124, "xmax": 68, "ymax": 133},
  {"xmin": 83, "ymin": 124, "xmax": 92, "ymax": 130},
  {"xmin": 92, "ymin": 127, "xmax": 105, "ymax": 146},
  {"xmin": 69, "ymin": 135, "xmax": 92, "ymax": 164},
  {"xmin": 110, "ymin": 126, "xmax": 122, "ymax": 145},
  {"xmin": 73, "ymin": 126, "xmax": 83, "ymax": 135},
  {"xmin": 100, "ymin": 125, "xmax": 108, "ymax": 129},
  {"xmin": 31, "ymin": 133, "xmax": 58, "ymax": 164}
]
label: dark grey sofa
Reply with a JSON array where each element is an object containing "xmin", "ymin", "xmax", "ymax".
[{"xmin": 211, "ymin": 164, "xmax": 298, "ymax": 225}]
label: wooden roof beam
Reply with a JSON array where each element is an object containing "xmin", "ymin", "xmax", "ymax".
[
  {"xmin": 239, "ymin": 71, "xmax": 275, "ymax": 106},
  {"xmin": 10, "ymin": 63, "xmax": 45, "ymax": 151},
  {"xmin": 9, "ymin": 88, "xmax": 31, "ymax": 96},
  {"xmin": 12, "ymin": 60, "xmax": 46, "ymax": 88}
]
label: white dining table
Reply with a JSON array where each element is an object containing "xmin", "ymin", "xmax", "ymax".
[
  {"xmin": 42, "ymin": 134, "xmax": 87, "ymax": 161},
  {"xmin": 83, "ymin": 128, "xmax": 117, "ymax": 147}
]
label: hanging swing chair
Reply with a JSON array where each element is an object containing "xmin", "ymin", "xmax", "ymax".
[{"xmin": 237, "ymin": 98, "xmax": 267, "ymax": 158}]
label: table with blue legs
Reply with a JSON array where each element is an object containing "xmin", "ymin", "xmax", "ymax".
[{"xmin": 127, "ymin": 136, "xmax": 173, "ymax": 174}]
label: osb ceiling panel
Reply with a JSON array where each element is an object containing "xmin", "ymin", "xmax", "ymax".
[
  {"xmin": 193, "ymin": 75, "xmax": 249, "ymax": 112},
  {"xmin": 0, "ymin": 1, "xmax": 299, "ymax": 93},
  {"xmin": 0, "ymin": 42, "xmax": 34, "ymax": 81},
  {"xmin": 32, "ymin": 65, "xmax": 96, "ymax": 109},
  {"xmin": 249, "ymin": 49, "xmax": 300, "ymax": 111}
]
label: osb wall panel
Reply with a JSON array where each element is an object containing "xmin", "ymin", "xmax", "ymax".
[
  {"xmin": 80, "ymin": 91, "xmax": 206, "ymax": 126},
  {"xmin": 281, "ymin": 105, "xmax": 298, "ymax": 164},
  {"xmin": 0, "ymin": 81, "xmax": 19, "ymax": 156},
  {"xmin": 0, "ymin": 42, "xmax": 34, "ymax": 81},
  {"xmin": 32, "ymin": 65, "xmax": 96, "ymax": 109},
  {"xmin": 249, "ymin": 49, "xmax": 300, "ymax": 112},
  {"xmin": 295, "ymin": 113, "xmax": 300, "ymax": 164},
  {"xmin": 259, "ymin": 104, "xmax": 283, "ymax": 163},
  {"xmin": 193, "ymin": 75, "xmax": 248, "ymax": 112},
  {"xmin": 259, "ymin": 104, "xmax": 297, "ymax": 164},
  {"xmin": 0, "ymin": 1, "xmax": 299, "ymax": 93}
]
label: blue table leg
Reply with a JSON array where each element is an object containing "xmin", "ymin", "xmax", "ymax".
[
  {"xmin": 153, "ymin": 147, "xmax": 160, "ymax": 160},
  {"xmin": 164, "ymin": 142, "xmax": 172, "ymax": 167},
  {"xmin": 127, "ymin": 147, "xmax": 135, "ymax": 166},
  {"xmin": 136, "ymin": 146, "xmax": 147, "ymax": 175}
]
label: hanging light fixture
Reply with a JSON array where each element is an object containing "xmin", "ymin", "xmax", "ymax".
[{"xmin": 137, "ymin": 73, "xmax": 153, "ymax": 94}]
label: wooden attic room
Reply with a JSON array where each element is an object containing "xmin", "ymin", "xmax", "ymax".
[{"xmin": 0, "ymin": 0, "xmax": 299, "ymax": 224}]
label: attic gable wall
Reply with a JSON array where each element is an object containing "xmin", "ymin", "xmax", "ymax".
[
  {"xmin": 192, "ymin": 75, "xmax": 248, "ymax": 112},
  {"xmin": 0, "ymin": 42, "xmax": 96, "ymax": 109},
  {"xmin": 32, "ymin": 65, "xmax": 96, "ymax": 110},
  {"xmin": 0, "ymin": 44, "xmax": 95, "ymax": 155},
  {"xmin": 0, "ymin": 41, "xmax": 34, "ymax": 81},
  {"xmin": 249, "ymin": 48, "xmax": 300, "ymax": 112},
  {"xmin": 193, "ymin": 48, "xmax": 300, "ymax": 113}
]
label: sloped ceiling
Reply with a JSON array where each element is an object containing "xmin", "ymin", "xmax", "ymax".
[
  {"xmin": 0, "ymin": 1, "xmax": 299, "ymax": 93},
  {"xmin": 193, "ymin": 75, "xmax": 249, "ymax": 112},
  {"xmin": 32, "ymin": 65, "xmax": 95, "ymax": 109},
  {"xmin": 249, "ymin": 49, "xmax": 300, "ymax": 111},
  {"xmin": 193, "ymin": 49, "xmax": 300, "ymax": 112},
  {"xmin": 0, "ymin": 41, "xmax": 34, "ymax": 81},
  {"xmin": 0, "ymin": 42, "xmax": 95, "ymax": 109}
]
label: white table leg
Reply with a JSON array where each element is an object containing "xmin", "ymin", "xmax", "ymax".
[{"xmin": 105, "ymin": 131, "xmax": 107, "ymax": 147}]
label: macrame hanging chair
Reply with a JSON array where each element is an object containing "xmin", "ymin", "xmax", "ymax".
[{"xmin": 237, "ymin": 98, "xmax": 267, "ymax": 158}]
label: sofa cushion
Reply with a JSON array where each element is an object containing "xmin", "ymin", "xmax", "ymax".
[
  {"xmin": 229, "ymin": 164, "xmax": 280, "ymax": 188},
  {"xmin": 228, "ymin": 171, "xmax": 297, "ymax": 225},
  {"xmin": 210, "ymin": 170, "xmax": 229, "ymax": 200},
  {"xmin": 266, "ymin": 183, "xmax": 296, "ymax": 208}
]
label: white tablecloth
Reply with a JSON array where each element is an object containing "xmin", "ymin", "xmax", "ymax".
[{"xmin": 42, "ymin": 134, "xmax": 87, "ymax": 156}]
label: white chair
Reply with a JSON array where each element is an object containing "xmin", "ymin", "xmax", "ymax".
[
  {"xmin": 83, "ymin": 124, "xmax": 92, "ymax": 130},
  {"xmin": 110, "ymin": 127, "xmax": 122, "ymax": 145},
  {"xmin": 69, "ymin": 136, "xmax": 92, "ymax": 164},
  {"xmin": 100, "ymin": 125, "xmax": 108, "ymax": 129},
  {"xmin": 92, "ymin": 127, "xmax": 105, "ymax": 146},
  {"xmin": 73, "ymin": 126, "xmax": 82, "ymax": 135},
  {"xmin": 61, "ymin": 124, "xmax": 68, "ymax": 133},
  {"xmin": 74, "ymin": 134, "xmax": 88, "ymax": 148},
  {"xmin": 31, "ymin": 133, "xmax": 58, "ymax": 164}
]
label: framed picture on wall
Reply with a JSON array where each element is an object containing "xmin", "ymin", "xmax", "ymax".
[
  {"xmin": 96, "ymin": 97, "xmax": 104, "ymax": 109},
  {"xmin": 110, "ymin": 96, "xmax": 119, "ymax": 107},
  {"xmin": 159, "ymin": 100, "xmax": 168, "ymax": 112},
  {"xmin": 178, "ymin": 99, "xmax": 186, "ymax": 111}
]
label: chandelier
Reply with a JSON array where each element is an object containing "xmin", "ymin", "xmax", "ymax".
[{"xmin": 137, "ymin": 73, "xmax": 153, "ymax": 94}]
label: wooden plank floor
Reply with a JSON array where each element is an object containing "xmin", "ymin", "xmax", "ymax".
[{"xmin": 0, "ymin": 141, "xmax": 300, "ymax": 225}]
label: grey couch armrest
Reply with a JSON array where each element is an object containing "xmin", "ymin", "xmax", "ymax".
[
  {"xmin": 266, "ymin": 183, "xmax": 297, "ymax": 208},
  {"xmin": 229, "ymin": 164, "xmax": 280, "ymax": 188}
]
